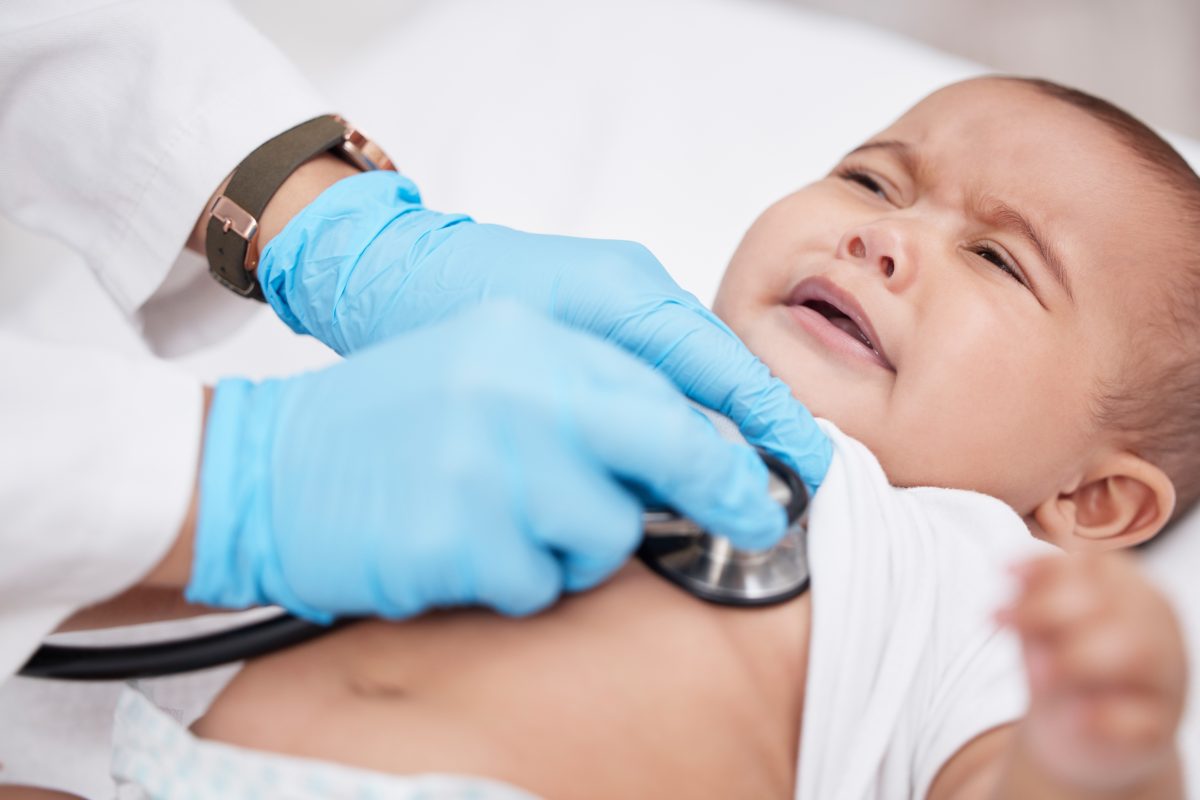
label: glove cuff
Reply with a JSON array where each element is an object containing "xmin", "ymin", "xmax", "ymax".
[
  {"xmin": 186, "ymin": 378, "xmax": 331, "ymax": 622},
  {"xmin": 257, "ymin": 170, "xmax": 450, "ymax": 354}
]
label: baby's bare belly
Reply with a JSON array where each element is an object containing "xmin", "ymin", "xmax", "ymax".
[{"xmin": 194, "ymin": 560, "xmax": 811, "ymax": 799}]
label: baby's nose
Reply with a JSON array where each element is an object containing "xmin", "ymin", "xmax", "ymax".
[
  {"xmin": 839, "ymin": 225, "xmax": 909, "ymax": 287},
  {"xmin": 845, "ymin": 235, "xmax": 895, "ymax": 277}
]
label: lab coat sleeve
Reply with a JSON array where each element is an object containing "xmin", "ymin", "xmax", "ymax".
[
  {"xmin": 0, "ymin": 0, "xmax": 327, "ymax": 318},
  {"xmin": 0, "ymin": 332, "xmax": 202, "ymax": 681}
]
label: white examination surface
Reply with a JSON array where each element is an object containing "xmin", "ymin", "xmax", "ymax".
[{"xmin": 0, "ymin": 0, "xmax": 1196, "ymax": 795}]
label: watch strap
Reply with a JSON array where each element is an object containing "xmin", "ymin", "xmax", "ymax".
[{"xmin": 206, "ymin": 115, "xmax": 358, "ymax": 300}]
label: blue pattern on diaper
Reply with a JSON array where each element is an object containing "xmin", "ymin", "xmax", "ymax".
[{"xmin": 110, "ymin": 687, "xmax": 542, "ymax": 800}]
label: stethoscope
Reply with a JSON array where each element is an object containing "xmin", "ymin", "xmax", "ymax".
[{"xmin": 19, "ymin": 449, "xmax": 809, "ymax": 681}]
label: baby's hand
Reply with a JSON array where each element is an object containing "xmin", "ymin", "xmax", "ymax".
[{"xmin": 995, "ymin": 552, "xmax": 1188, "ymax": 791}]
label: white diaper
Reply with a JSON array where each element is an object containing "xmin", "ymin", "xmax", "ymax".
[{"xmin": 111, "ymin": 687, "xmax": 542, "ymax": 800}]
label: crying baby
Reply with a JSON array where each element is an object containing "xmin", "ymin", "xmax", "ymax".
[{"xmin": 108, "ymin": 76, "xmax": 1197, "ymax": 800}]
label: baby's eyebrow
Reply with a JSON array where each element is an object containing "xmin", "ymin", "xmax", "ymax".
[
  {"xmin": 846, "ymin": 139, "xmax": 1075, "ymax": 304},
  {"xmin": 972, "ymin": 196, "xmax": 1075, "ymax": 304},
  {"xmin": 846, "ymin": 140, "xmax": 922, "ymax": 179}
]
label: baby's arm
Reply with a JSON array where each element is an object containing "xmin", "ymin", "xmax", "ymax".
[{"xmin": 989, "ymin": 552, "xmax": 1188, "ymax": 798}]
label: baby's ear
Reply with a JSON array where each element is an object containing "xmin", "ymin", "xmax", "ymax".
[{"xmin": 1032, "ymin": 452, "xmax": 1176, "ymax": 551}]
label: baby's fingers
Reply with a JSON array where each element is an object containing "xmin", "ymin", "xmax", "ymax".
[
  {"xmin": 998, "ymin": 557, "xmax": 1107, "ymax": 639},
  {"xmin": 1047, "ymin": 620, "xmax": 1156, "ymax": 691},
  {"xmin": 1089, "ymin": 693, "xmax": 1173, "ymax": 753},
  {"xmin": 1057, "ymin": 690, "xmax": 1178, "ymax": 770}
]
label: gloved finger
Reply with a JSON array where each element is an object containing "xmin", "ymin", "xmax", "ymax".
[
  {"xmin": 436, "ymin": 425, "xmax": 565, "ymax": 618},
  {"xmin": 475, "ymin": 535, "xmax": 565, "ymax": 617},
  {"xmin": 634, "ymin": 303, "xmax": 832, "ymax": 492},
  {"xmin": 575, "ymin": 382, "xmax": 787, "ymax": 551},
  {"xmin": 525, "ymin": 463, "xmax": 644, "ymax": 593}
]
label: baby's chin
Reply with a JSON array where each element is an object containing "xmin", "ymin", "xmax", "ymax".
[
  {"xmin": 791, "ymin": 389, "xmax": 876, "ymax": 448},
  {"xmin": 740, "ymin": 339, "xmax": 886, "ymax": 443},
  {"xmin": 717, "ymin": 299, "xmax": 907, "ymax": 471},
  {"xmin": 754, "ymin": 356, "xmax": 920, "ymax": 486}
]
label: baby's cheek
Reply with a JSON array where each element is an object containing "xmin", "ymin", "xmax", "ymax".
[
  {"xmin": 710, "ymin": 288, "xmax": 742, "ymax": 332},
  {"xmin": 712, "ymin": 284, "xmax": 779, "ymax": 368},
  {"xmin": 714, "ymin": 255, "xmax": 781, "ymax": 318}
]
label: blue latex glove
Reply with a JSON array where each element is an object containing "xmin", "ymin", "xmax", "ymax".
[
  {"xmin": 187, "ymin": 301, "xmax": 787, "ymax": 621},
  {"xmin": 257, "ymin": 171, "xmax": 832, "ymax": 491}
]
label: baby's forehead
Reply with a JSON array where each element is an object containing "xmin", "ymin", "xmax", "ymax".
[
  {"xmin": 855, "ymin": 79, "xmax": 1184, "ymax": 327},
  {"xmin": 876, "ymin": 81, "xmax": 1175, "ymax": 251},
  {"xmin": 885, "ymin": 80, "xmax": 1125, "ymax": 171}
]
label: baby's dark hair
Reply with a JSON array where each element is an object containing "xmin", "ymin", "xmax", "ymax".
[{"xmin": 1002, "ymin": 76, "xmax": 1200, "ymax": 532}]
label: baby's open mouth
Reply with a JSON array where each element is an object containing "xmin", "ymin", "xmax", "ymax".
[
  {"xmin": 802, "ymin": 299, "xmax": 878, "ymax": 353},
  {"xmin": 785, "ymin": 278, "xmax": 895, "ymax": 372}
]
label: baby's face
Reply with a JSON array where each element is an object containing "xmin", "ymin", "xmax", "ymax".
[{"xmin": 715, "ymin": 79, "xmax": 1173, "ymax": 514}]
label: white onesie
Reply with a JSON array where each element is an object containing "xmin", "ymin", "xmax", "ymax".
[
  {"xmin": 110, "ymin": 420, "xmax": 1055, "ymax": 799},
  {"xmin": 796, "ymin": 420, "xmax": 1056, "ymax": 799}
]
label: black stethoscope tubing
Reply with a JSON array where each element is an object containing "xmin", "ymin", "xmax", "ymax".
[
  {"xmin": 19, "ymin": 614, "xmax": 348, "ymax": 681},
  {"xmin": 19, "ymin": 451, "xmax": 808, "ymax": 681}
]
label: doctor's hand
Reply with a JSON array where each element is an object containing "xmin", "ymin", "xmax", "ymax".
[
  {"xmin": 253, "ymin": 170, "xmax": 831, "ymax": 491},
  {"xmin": 184, "ymin": 301, "xmax": 786, "ymax": 622}
]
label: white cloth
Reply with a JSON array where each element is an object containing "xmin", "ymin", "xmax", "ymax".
[
  {"xmin": 0, "ymin": 0, "xmax": 324, "ymax": 323},
  {"xmin": 797, "ymin": 421, "xmax": 1056, "ymax": 800},
  {"xmin": 0, "ymin": 337, "xmax": 201, "ymax": 680},
  {"xmin": 0, "ymin": 0, "xmax": 326, "ymax": 685},
  {"xmin": 0, "ymin": 2, "xmax": 326, "ymax": 793},
  {"xmin": 110, "ymin": 687, "xmax": 540, "ymax": 800}
]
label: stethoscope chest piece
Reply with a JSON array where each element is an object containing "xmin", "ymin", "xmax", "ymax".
[{"xmin": 637, "ymin": 449, "xmax": 811, "ymax": 607}]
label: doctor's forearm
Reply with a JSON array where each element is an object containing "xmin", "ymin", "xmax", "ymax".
[{"xmin": 186, "ymin": 152, "xmax": 359, "ymax": 266}]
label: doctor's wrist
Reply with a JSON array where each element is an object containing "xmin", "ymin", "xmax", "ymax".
[
  {"xmin": 186, "ymin": 152, "xmax": 359, "ymax": 273},
  {"xmin": 252, "ymin": 152, "xmax": 360, "ymax": 269}
]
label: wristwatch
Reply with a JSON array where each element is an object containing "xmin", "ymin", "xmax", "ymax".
[{"xmin": 205, "ymin": 114, "xmax": 395, "ymax": 300}]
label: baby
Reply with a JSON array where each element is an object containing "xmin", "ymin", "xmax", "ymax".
[{"xmin": 59, "ymin": 76, "xmax": 1200, "ymax": 799}]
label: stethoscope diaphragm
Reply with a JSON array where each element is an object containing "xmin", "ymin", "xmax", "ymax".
[{"xmin": 637, "ymin": 449, "xmax": 810, "ymax": 606}]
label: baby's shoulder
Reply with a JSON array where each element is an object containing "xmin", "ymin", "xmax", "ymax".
[
  {"xmin": 903, "ymin": 484, "xmax": 1056, "ymax": 562},
  {"xmin": 817, "ymin": 419, "xmax": 1054, "ymax": 560},
  {"xmin": 804, "ymin": 423, "xmax": 1042, "ymax": 799},
  {"xmin": 813, "ymin": 420, "xmax": 1056, "ymax": 610}
]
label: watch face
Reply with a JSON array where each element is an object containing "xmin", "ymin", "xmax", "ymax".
[{"xmin": 334, "ymin": 114, "xmax": 397, "ymax": 173}]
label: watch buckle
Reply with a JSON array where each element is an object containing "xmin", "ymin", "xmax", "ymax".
[{"xmin": 209, "ymin": 195, "xmax": 259, "ymax": 243}]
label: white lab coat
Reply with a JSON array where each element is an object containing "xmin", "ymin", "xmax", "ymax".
[{"xmin": 0, "ymin": 0, "xmax": 324, "ymax": 697}]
